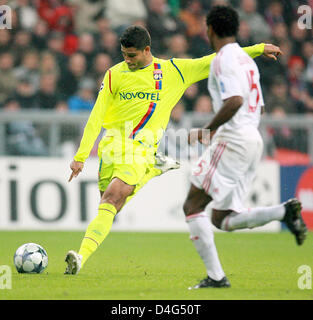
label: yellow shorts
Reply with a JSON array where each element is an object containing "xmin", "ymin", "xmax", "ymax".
[{"xmin": 97, "ymin": 136, "xmax": 159, "ymax": 193}]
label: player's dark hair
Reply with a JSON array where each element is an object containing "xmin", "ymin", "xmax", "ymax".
[
  {"xmin": 206, "ymin": 5, "xmax": 239, "ymax": 38},
  {"xmin": 120, "ymin": 26, "xmax": 151, "ymax": 50}
]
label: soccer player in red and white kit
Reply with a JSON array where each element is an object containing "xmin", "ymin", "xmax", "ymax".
[{"xmin": 184, "ymin": 5, "xmax": 308, "ymax": 289}]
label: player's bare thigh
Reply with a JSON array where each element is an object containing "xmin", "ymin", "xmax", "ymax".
[
  {"xmin": 99, "ymin": 177, "xmax": 135, "ymax": 212},
  {"xmin": 183, "ymin": 183, "xmax": 213, "ymax": 216}
]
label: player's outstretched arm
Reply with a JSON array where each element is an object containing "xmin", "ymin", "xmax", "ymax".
[
  {"xmin": 262, "ymin": 43, "xmax": 283, "ymax": 60},
  {"xmin": 243, "ymin": 43, "xmax": 283, "ymax": 60},
  {"xmin": 175, "ymin": 43, "xmax": 283, "ymax": 87}
]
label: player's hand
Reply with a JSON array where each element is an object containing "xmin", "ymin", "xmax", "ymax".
[
  {"xmin": 263, "ymin": 44, "xmax": 283, "ymax": 60},
  {"xmin": 188, "ymin": 129, "xmax": 215, "ymax": 145},
  {"xmin": 68, "ymin": 160, "xmax": 84, "ymax": 182}
]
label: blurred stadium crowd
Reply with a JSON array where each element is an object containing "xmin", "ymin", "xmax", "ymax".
[{"xmin": 0, "ymin": 0, "xmax": 312, "ymax": 158}]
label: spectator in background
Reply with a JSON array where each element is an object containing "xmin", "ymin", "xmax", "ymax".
[
  {"xmin": 237, "ymin": 20, "xmax": 253, "ymax": 47},
  {"xmin": 92, "ymin": 53, "xmax": 112, "ymax": 81},
  {"xmin": 270, "ymin": 22, "xmax": 289, "ymax": 43},
  {"xmin": 264, "ymin": 0, "xmax": 286, "ymax": 28},
  {"xmin": 71, "ymin": 0, "xmax": 103, "ymax": 34},
  {"xmin": 170, "ymin": 101, "xmax": 186, "ymax": 126},
  {"xmin": 37, "ymin": 0, "xmax": 74, "ymax": 33},
  {"xmin": 54, "ymin": 98, "xmax": 81, "ymax": 156},
  {"xmin": 3, "ymin": 98, "xmax": 48, "ymax": 156},
  {"xmin": 237, "ymin": 0, "xmax": 271, "ymax": 43},
  {"xmin": 77, "ymin": 32, "xmax": 96, "ymax": 72},
  {"xmin": 46, "ymin": 31, "xmax": 68, "ymax": 70},
  {"xmin": 290, "ymin": 20, "xmax": 308, "ymax": 57},
  {"xmin": 165, "ymin": 33, "xmax": 190, "ymax": 58},
  {"xmin": 11, "ymin": 30, "xmax": 33, "ymax": 65},
  {"xmin": 211, "ymin": 0, "xmax": 230, "ymax": 6},
  {"xmin": 37, "ymin": 0, "xmax": 78, "ymax": 55},
  {"xmin": 14, "ymin": 50, "xmax": 40, "ymax": 90},
  {"xmin": 98, "ymin": 30, "xmax": 122, "ymax": 64},
  {"xmin": 255, "ymin": 50, "xmax": 287, "ymax": 95},
  {"xmin": 0, "ymin": 29, "xmax": 12, "ymax": 54},
  {"xmin": 32, "ymin": 19, "xmax": 49, "ymax": 51},
  {"xmin": 39, "ymin": 50, "xmax": 60, "ymax": 79},
  {"xmin": 184, "ymin": 10, "xmax": 211, "ymax": 58},
  {"xmin": 277, "ymin": 39, "xmax": 292, "ymax": 66},
  {"xmin": 105, "ymin": 0, "xmax": 147, "ymax": 36},
  {"xmin": 288, "ymin": 56, "xmax": 306, "ymax": 88},
  {"xmin": 58, "ymin": 52, "xmax": 87, "ymax": 99},
  {"xmin": 0, "ymin": 52, "xmax": 17, "ymax": 107},
  {"xmin": 146, "ymin": 0, "xmax": 186, "ymax": 55},
  {"xmin": 179, "ymin": 0, "xmax": 204, "ymax": 38},
  {"xmin": 265, "ymin": 76, "xmax": 298, "ymax": 114},
  {"xmin": 92, "ymin": 14, "xmax": 111, "ymax": 42},
  {"xmin": 182, "ymin": 0, "xmax": 229, "ymax": 57},
  {"xmin": 288, "ymin": 55, "xmax": 312, "ymax": 113},
  {"xmin": 304, "ymin": 43, "xmax": 313, "ymax": 89},
  {"xmin": 182, "ymin": 83, "xmax": 199, "ymax": 111},
  {"xmin": 266, "ymin": 106, "xmax": 298, "ymax": 155},
  {"xmin": 10, "ymin": 74, "xmax": 38, "ymax": 110},
  {"xmin": 68, "ymin": 78, "xmax": 95, "ymax": 112},
  {"xmin": 258, "ymin": 0, "xmax": 297, "ymax": 27},
  {"xmin": 55, "ymin": 100, "xmax": 69, "ymax": 113},
  {"xmin": 302, "ymin": 41, "xmax": 313, "ymax": 66},
  {"xmin": 13, "ymin": 0, "xmax": 38, "ymax": 30},
  {"xmin": 36, "ymin": 73, "xmax": 61, "ymax": 110},
  {"xmin": 167, "ymin": 0, "xmax": 181, "ymax": 17},
  {"xmin": 193, "ymin": 95, "xmax": 212, "ymax": 114}
]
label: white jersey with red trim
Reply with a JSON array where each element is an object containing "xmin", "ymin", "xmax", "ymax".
[
  {"xmin": 208, "ymin": 42, "xmax": 264, "ymax": 138},
  {"xmin": 190, "ymin": 42, "xmax": 265, "ymax": 212}
]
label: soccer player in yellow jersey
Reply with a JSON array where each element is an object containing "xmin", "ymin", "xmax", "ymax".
[{"xmin": 64, "ymin": 25, "xmax": 283, "ymax": 275}]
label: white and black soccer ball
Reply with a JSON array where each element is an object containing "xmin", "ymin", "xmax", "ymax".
[{"xmin": 14, "ymin": 243, "xmax": 48, "ymax": 274}]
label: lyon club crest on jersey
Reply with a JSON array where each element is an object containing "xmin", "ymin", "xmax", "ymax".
[{"xmin": 153, "ymin": 69, "xmax": 163, "ymax": 80}]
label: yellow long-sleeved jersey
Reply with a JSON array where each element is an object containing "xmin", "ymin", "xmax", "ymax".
[{"xmin": 74, "ymin": 43, "xmax": 265, "ymax": 162}]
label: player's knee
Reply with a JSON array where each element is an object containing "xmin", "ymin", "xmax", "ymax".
[
  {"xmin": 100, "ymin": 179, "xmax": 135, "ymax": 211},
  {"xmin": 101, "ymin": 191, "xmax": 126, "ymax": 211},
  {"xmin": 183, "ymin": 200, "xmax": 206, "ymax": 217},
  {"xmin": 211, "ymin": 210, "xmax": 232, "ymax": 230},
  {"xmin": 101, "ymin": 194, "xmax": 119, "ymax": 209},
  {"xmin": 211, "ymin": 211, "xmax": 223, "ymax": 230}
]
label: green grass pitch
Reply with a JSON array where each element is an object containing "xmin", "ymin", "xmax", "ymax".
[{"xmin": 1, "ymin": 231, "xmax": 312, "ymax": 300}]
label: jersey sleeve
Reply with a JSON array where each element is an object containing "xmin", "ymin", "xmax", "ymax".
[
  {"xmin": 74, "ymin": 70, "xmax": 114, "ymax": 162},
  {"xmin": 169, "ymin": 43, "xmax": 264, "ymax": 87},
  {"xmin": 242, "ymin": 43, "xmax": 265, "ymax": 59},
  {"xmin": 170, "ymin": 55, "xmax": 215, "ymax": 87}
]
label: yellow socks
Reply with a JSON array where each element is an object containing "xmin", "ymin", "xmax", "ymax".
[{"xmin": 78, "ymin": 202, "xmax": 117, "ymax": 268}]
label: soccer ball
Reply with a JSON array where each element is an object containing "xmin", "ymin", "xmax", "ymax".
[{"xmin": 14, "ymin": 243, "xmax": 48, "ymax": 274}]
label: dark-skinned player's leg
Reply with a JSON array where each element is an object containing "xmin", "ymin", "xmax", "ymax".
[
  {"xmin": 183, "ymin": 184, "xmax": 212, "ymax": 216},
  {"xmin": 183, "ymin": 184, "xmax": 230, "ymax": 289},
  {"xmin": 213, "ymin": 200, "xmax": 307, "ymax": 245}
]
